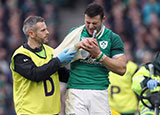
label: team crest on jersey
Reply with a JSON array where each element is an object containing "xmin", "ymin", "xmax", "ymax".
[{"xmin": 99, "ymin": 41, "xmax": 108, "ymax": 49}]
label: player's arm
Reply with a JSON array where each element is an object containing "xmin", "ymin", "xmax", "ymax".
[
  {"xmin": 100, "ymin": 54, "xmax": 126, "ymax": 75},
  {"xmin": 106, "ymin": 33, "xmax": 126, "ymax": 75},
  {"xmin": 79, "ymin": 38, "xmax": 126, "ymax": 75},
  {"xmin": 88, "ymin": 39, "xmax": 126, "ymax": 75},
  {"xmin": 13, "ymin": 54, "xmax": 61, "ymax": 82}
]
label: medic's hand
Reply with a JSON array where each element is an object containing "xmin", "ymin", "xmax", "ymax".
[
  {"xmin": 57, "ymin": 49, "xmax": 77, "ymax": 63},
  {"xmin": 147, "ymin": 79, "xmax": 160, "ymax": 90}
]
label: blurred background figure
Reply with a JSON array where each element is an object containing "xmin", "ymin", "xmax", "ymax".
[
  {"xmin": 108, "ymin": 41, "xmax": 139, "ymax": 115},
  {"xmin": 131, "ymin": 52, "xmax": 160, "ymax": 115},
  {"xmin": 0, "ymin": 0, "xmax": 158, "ymax": 114},
  {"xmin": 108, "ymin": 61, "xmax": 138, "ymax": 115},
  {"xmin": 108, "ymin": 40, "xmax": 153, "ymax": 115},
  {"xmin": 141, "ymin": 0, "xmax": 160, "ymax": 26}
]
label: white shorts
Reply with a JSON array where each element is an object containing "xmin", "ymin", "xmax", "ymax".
[{"xmin": 65, "ymin": 88, "xmax": 111, "ymax": 115}]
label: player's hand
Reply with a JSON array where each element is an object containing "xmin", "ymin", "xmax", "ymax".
[
  {"xmin": 80, "ymin": 38, "xmax": 101, "ymax": 57},
  {"xmin": 147, "ymin": 79, "xmax": 160, "ymax": 90},
  {"xmin": 57, "ymin": 49, "xmax": 77, "ymax": 63},
  {"xmin": 76, "ymin": 38, "xmax": 90, "ymax": 49}
]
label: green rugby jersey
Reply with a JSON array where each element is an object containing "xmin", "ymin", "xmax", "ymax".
[{"xmin": 67, "ymin": 25, "xmax": 124, "ymax": 90}]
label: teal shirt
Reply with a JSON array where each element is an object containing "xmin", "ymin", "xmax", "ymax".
[{"xmin": 67, "ymin": 25, "xmax": 124, "ymax": 90}]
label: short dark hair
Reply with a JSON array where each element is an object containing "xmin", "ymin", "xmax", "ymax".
[
  {"xmin": 84, "ymin": 3, "xmax": 104, "ymax": 20},
  {"xmin": 22, "ymin": 16, "xmax": 45, "ymax": 38}
]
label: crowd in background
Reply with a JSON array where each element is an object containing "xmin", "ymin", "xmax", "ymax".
[
  {"xmin": 0, "ymin": 0, "xmax": 160, "ymax": 114},
  {"xmin": 97, "ymin": 0, "xmax": 160, "ymax": 64}
]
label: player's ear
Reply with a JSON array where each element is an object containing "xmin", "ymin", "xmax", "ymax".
[
  {"xmin": 102, "ymin": 16, "xmax": 106, "ymax": 23},
  {"xmin": 28, "ymin": 30, "xmax": 35, "ymax": 38}
]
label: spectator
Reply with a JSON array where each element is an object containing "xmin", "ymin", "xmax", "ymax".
[{"xmin": 142, "ymin": 0, "xmax": 160, "ymax": 26}]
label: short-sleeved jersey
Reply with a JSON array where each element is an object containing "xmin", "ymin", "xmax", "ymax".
[
  {"xmin": 67, "ymin": 25, "xmax": 124, "ymax": 90},
  {"xmin": 10, "ymin": 44, "xmax": 61, "ymax": 115},
  {"xmin": 108, "ymin": 61, "xmax": 138, "ymax": 113}
]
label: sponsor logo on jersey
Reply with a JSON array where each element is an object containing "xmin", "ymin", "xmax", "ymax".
[
  {"xmin": 80, "ymin": 57, "xmax": 101, "ymax": 65},
  {"xmin": 69, "ymin": 113, "xmax": 76, "ymax": 115}
]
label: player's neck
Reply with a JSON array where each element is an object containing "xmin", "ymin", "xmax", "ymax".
[{"xmin": 27, "ymin": 38, "xmax": 42, "ymax": 50}]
